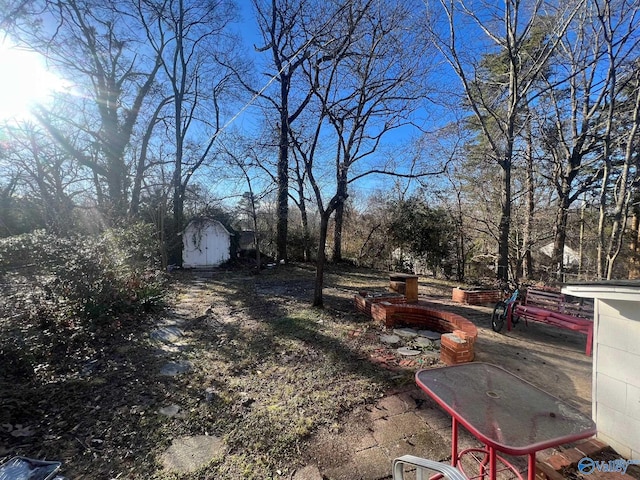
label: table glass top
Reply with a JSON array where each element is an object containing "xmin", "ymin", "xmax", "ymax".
[{"xmin": 415, "ymin": 363, "xmax": 596, "ymax": 454}]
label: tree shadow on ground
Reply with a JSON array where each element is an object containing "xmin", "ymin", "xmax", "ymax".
[
  {"xmin": 0, "ymin": 315, "xmax": 183, "ymax": 478},
  {"xmin": 176, "ymin": 266, "xmax": 408, "ymax": 476},
  {"xmin": 1, "ymin": 264, "xmax": 592, "ymax": 479}
]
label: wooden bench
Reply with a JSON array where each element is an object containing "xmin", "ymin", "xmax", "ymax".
[{"xmin": 509, "ymin": 288, "xmax": 594, "ymax": 356}]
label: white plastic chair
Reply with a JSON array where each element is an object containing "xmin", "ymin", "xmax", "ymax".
[{"xmin": 393, "ymin": 455, "xmax": 467, "ymax": 480}]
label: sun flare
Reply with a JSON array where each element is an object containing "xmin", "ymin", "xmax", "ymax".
[{"xmin": 0, "ymin": 39, "xmax": 68, "ymax": 121}]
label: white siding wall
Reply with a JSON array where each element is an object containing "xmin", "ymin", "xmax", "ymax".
[{"xmin": 594, "ymin": 300, "xmax": 640, "ymax": 459}]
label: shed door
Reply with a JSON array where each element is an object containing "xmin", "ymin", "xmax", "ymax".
[{"xmin": 205, "ymin": 224, "xmax": 229, "ymax": 266}]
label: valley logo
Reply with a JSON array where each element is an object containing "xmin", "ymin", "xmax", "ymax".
[{"xmin": 578, "ymin": 457, "xmax": 639, "ymax": 475}]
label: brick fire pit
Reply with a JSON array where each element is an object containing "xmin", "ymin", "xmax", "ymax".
[{"xmin": 354, "ymin": 292, "xmax": 477, "ymax": 365}]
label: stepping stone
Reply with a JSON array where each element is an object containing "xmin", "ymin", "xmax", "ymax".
[
  {"xmin": 158, "ymin": 404, "xmax": 185, "ymax": 418},
  {"xmin": 397, "ymin": 347, "xmax": 421, "ymax": 356},
  {"xmin": 151, "ymin": 326, "xmax": 185, "ymax": 343},
  {"xmin": 292, "ymin": 465, "xmax": 323, "ymax": 480},
  {"xmin": 155, "ymin": 342, "xmax": 191, "ymax": 354},
  {"xmin": 414, "ymin": 337, "xmax": 434, "ymax": 348},
  {"xmin": 161, "ymin": 435, "xmax": 225, "ymax": 474},
  {"xmin": 417, "ymin": 330, "xmax": 442, "ymax": 340},
  {"xmin": 380, "ymin": 334, "xmax": 401, "ymax": 345},
  {"xmin": 160, "ymin": 360, "xmax": 193, "ymax": 376},
  {"xmin": 393, "ymin": 328, "xmax": 418, "ymax": 338}
]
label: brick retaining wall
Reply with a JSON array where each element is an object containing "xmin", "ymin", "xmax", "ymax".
[
  {"xmin": 354, "ymin": 293, "xmax": 478, "ymax": 365},
  {"xmin": 452, "ymin": 287, "xmax": 501, "ymax": 305}
]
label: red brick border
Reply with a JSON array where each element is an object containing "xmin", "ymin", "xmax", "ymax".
[
  {"xmin": 452, "ymin": 287, "xmax": 501, "ymax": 305},
  {"xmin": 354, "ymin": 293, "xmax": 478, "ymax": 365},
  {"xmin": 535, "ymin": 438, "xmax": 611, "ymax": 480}
]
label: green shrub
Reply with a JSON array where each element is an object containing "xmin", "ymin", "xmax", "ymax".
[{"xmin": 0, "ymin": 223, "xmax": 166, "ymax": 328}]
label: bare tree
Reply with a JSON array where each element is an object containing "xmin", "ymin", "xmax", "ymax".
[
  {"xmin": 601, "ymin": 61, "xmax": 640, "ymax": 278},
  {"xmin": 289, "ymin": 144, "xmax": 314, "ymax": 261},
  {"xmin": 138, "ymin": 0, "xmax": 238, "ymax": 265},
  {"xmin": 220, "ymin": 134, "xmax": 276, "ymax": 271},
  {"xmin": 2, "ymin": 122, "xmax": 87, "ymax": 233},
  {"xmin": 129, "ymin": 96, "xmax": 173, "ymax": 216},
  {"xmin": 6, "ymin": 0, "xmax": 167, "ymax": 220},
  {"xmin": 292, "ymin": 0, "xmax": 437, "ymax": 306},
  {"xmin": 317, "ymin": 0, "xmax": 430, "ymax": 263},
  {"xmin": 531, "ymin": 0, "xmax": 639, "ymax": 281},
  {"xmin": 250, "ymin": 0, "xmax": 321, "ymax": 263},
  {"xmin": 431, "ymin": 0, "xmax": 583, "ymax": 281}
]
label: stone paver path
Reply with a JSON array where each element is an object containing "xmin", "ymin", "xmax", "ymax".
[{"xmin": 151, "ymin": 275, "xmax": 229, "ymax": 474}]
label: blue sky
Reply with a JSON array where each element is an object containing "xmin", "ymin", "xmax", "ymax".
[{"xmin": 219, "ymin": 1, "xmax": 459, "ymax": 201}]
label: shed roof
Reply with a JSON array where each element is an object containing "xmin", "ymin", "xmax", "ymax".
[{"xmin": 181, "ymin": 218, "xmax": 232, "ymax": 236}]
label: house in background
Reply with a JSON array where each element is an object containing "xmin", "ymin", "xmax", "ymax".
[
  {"xmin": 539, "ymin": 243, "xmax": 580, "ymax": 267},
  {"xmin": 182, "ymin": 218, "xmax": 232, "ymax": 268}
]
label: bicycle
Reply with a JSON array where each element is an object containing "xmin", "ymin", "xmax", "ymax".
[{"xmin": 491, "ymin": 284, "xmax": 520, "ymax": 333}]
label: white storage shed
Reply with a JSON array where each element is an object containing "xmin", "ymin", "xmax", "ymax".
[{"xmin": 182, "ymin": 218, "xmax": 232, "ymax": 268}]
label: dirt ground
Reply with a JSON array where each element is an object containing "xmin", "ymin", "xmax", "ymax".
[{"xmin": 0, "ymin": 263, "xmax": 597, "ymax": 479}]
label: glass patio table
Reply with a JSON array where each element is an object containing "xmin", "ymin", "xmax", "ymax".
[{"xmin": 415, "ymin": 363, "xmax": 596, "ymax": 480}]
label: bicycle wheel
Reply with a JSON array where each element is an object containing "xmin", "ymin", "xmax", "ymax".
[{"xmin": 491, "ymin": 301, "xmax": 507, "ymax": 332}]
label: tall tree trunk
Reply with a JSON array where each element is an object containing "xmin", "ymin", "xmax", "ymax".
[
  {"xmin": 597, "ymin": 162, "xmax": 611, "ymax": 280},
  {"xmin": 313, "ymin": 190, "xmax": 345, "ymax": 306},
  {"xmin": 172, "ymin": 181, "xmax": 184, "ymax": 266},
  {"xmin": 605, "ymin": 184, "xmax": 632, "ymax": 280},
  {"xmin": 171, "ymin": 6, "xmax": 186, "ymax": 267},
  {"xmin": 158, "ymin": 201, "xmax": 168, "ymax": 269},
  {"xmin": 296, "ymin": 173, "xmax": 311, "ymax": 262},
  {"xmin": 522, "ymin": 128, "xmax": 534, "ymax": 279},
  {"xmin": 130, "ymin": 155, "xmax": 145, "ymax": 218},
  {"xmin": 497, "ymin": 159, "xmax": 511, "ymax": 282},
  {"xmin": 455, "ymin": 202, "xmax": 465, "ymax": 282},
  {"xmin": 313, "ymin": 212, "xmax": 331, "ymax": 307},
  {"xmin": 105, "ymin": 156, "xmax": 128, "ymax": 220},
  {"xmin": 578, "ymin": 199, "xmax": 586, "ymax": 280},
  {"xmin": 171, "ymin": 95, "xmax": 185, "ymax": 267},
  {"xmin": 332, "ymin": 170, "xmax": 348, "ymax": 262},
  {"xmin": 251, "ymin": 196, "xmax": 261, "ymax": 273},
  {"xmin": 333, "ymin": 202, "xmax": 344, "ymax": 262},
  {"xmin": 629, "ymin": 209, "xmax": 640, "ymax": 279},
  {"xmin": 299, "ymin": 199, "xmax": 312, "ymax": 262},
  {"xmin": 130, "ymin": 97, "xmax": 170, "ymax": 217},
  {"xmin": 277, "ymin": 81, "xmax": 290, "ymax": 263},
  {"xmin": 552, "ymin": 188, "xmax": 571, "ymax": 283},
  {"xmin": 605, "ymin": 84, "xmax": 640, "ymax": 279}
]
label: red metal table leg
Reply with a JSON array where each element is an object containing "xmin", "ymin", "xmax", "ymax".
[
  {"xmin": 489, "ymin": 446, "xmax": 496, "ymax": 480},
  {"xmin": 528, "ymin": 453, "xmax": 536, "ymax": 480},
  {"xmin": 451, "ymin": 417, "xmax": 459, "ymax": 467}
]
